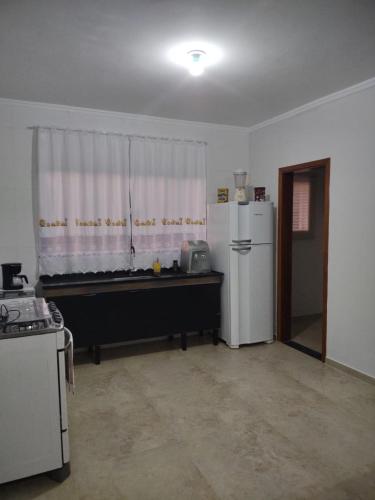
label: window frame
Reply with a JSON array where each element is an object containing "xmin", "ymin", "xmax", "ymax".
[{"xmin": 292, "ymin": 174, "xmax": 313, "ymax": 239}]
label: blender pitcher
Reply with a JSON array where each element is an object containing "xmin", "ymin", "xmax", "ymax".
[{"xmin": 233, "ymin": 170, "xmax": 248, "ymax": 202}]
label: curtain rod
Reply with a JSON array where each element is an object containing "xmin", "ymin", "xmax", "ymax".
[{"xmin": 27, "ymin": 126, "xmax": 207, "ymax": 145}]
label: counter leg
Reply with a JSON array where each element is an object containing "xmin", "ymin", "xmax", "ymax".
[
  {"xmin": 181, "ymin": 333, "xmax": 187, "ymax": 351},
  {"xmin": 212, "ymin": 329, "xmax": 219, "ymax": 346},
  {"xmin": 93, "ymin": 345, "xmax": 101, "ymax": 364}
]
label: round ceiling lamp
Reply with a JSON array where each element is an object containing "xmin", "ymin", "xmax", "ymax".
[
  {"xmin": 168, "ymin": 42, "xmax": 222, "ymax": 77},
  {"xmin": 187, "ymin": 50, "xmax": 207, "ymax": 76}
]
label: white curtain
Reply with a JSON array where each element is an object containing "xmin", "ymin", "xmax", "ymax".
[
  {"xmin": 130, "ymin": 137, "xmax": 206, "ymax": 269},
  {"xmin": 37, "ymin": 128, "xmax": 131, "ymax": 275}
]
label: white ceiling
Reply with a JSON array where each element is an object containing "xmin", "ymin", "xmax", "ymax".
[{"xmin": 0, "ymin": 0, "xmax": 374, "ymax": 127}]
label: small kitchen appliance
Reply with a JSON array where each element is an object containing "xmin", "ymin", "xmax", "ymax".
[
  {"xmin": 180, "ymin": 240, "xmax": 211, "ymax": 274},
  {"xmin": 1, "ymin": 263, "xmax": 28, "ymax": 290},
  {"xmin": 233, "ymin": 170, "xmax": 248, "ymax": 202}
]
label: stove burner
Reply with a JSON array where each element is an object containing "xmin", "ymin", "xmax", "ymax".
[{"xmin": 0, "ymin": 298, "xmax": 63, "ymax": 337}]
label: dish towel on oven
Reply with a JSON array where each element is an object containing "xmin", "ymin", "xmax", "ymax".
[{"xmin": 64, "ymin": 327, "xmax": 75, "ymax": 393}]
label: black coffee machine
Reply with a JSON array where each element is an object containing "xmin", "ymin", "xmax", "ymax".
[{"xmin": 1, "ymin": 263, "xmax": 29, "ymax": 290}]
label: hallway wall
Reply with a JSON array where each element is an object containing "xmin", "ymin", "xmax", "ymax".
[{"xmin": 249, "ymin": 82, "xmax": 375, "ymax": 378}]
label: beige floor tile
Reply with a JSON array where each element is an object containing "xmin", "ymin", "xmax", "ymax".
[
  {"xmin": 185, "ymin": 424, "xmax": 329, "ymax": 500},
  {"xmin": 105, "ymin": 443, "xmax": 219, "ymax": 500},
  {"xmin": 1, "ymin": 340, "xmax": 374, "ymax": 500}
]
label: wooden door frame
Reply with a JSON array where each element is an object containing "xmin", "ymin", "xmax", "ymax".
[{"xmin": 277, "ymin": 158, "xmax": 330, "ymax": 361}]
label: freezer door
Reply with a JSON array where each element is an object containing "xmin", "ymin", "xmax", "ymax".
[
  {"xmin": 208, "ymin": 202, "xmax": 239, "ymax": 244},
  {"xmin": 237, "ymin": 202, "xmax": 273, "ymax": 244},
  {"xmin": 210, "ymin": 201, "xmax": 273, "ymax": 245},
  {"xmin": 230, "ymin": 244, "xmax": 273, "ymax": 345}
]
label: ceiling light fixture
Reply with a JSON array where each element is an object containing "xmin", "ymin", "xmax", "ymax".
[
  {"xmin": 169, "ymin": 42, "xmax": 222, "ymax": 77},
  {"xmin": 187, "ymin": 50, "xmax": 207, "ymax": 76}
]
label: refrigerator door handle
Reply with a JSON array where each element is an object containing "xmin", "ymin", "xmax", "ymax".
[
  {"xmin": 232, "ymin": 239, "xmax": 252, "ymax": 244},
  {"xmin": 232, "ymin": 246, "xmax": 252, "ymax": 252}
]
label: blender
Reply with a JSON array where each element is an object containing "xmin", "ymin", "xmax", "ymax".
[{"xmin": 233, "ymin": 170, "xmax": 248, "ymax": 202}]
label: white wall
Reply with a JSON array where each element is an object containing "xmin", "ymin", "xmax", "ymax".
[
  {"xmin": 0, "ymin": 98, "xmax": 249, "ymax": 286},
  {"xmin": 249, "ymin": 83, "xmax": 375, "ymax": 378}
]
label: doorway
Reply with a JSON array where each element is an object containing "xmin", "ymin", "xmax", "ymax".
[{"xmin": 277, "ymin": 158, "xmax": 330, "ymax": 361}]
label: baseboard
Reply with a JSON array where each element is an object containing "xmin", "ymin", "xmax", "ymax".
[
  {"xmin": 285, "ymin": 340, "xmax": 322, "ymax": 360},
  {"xmin": 326, "ymin": 358, "xmax": 375, "ymax": 385}
]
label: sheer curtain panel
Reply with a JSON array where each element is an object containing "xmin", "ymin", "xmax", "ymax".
[
  {"xmin": 130, "ymin": 137, "xmax": 207, "ymax": 269},
  {"xmin": 37, "ymin": 129, "xmax": 131, "ymax": 275}
]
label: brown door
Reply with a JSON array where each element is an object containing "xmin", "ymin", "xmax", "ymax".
[{"xmin": 277, "ymin": 158, "xmax": 330, "ymax": 361}]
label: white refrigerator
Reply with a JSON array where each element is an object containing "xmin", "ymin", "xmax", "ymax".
[{"xmin": 208, "ymin": 201, "xmax": 274, "ymax": 348}]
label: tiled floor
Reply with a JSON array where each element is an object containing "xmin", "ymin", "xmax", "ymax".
[
  {"xmin": 291, "ymin": 314, "xmax": 322, "ymax": 353},
  {"xmin": 1, "ymin": 337, "xmax": 375, "ymax": 499}
]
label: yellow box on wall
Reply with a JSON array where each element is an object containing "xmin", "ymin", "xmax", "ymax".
[{"xmin": 217, "ymin": 187, "xmax": 229, "ymax": 203}]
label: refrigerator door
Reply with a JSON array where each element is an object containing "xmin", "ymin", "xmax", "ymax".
[
  {"xmin": 237, "ymin": 202, "xmax": 273, "ymax": 244},
  {"xmin": 229, "ymin": 243, "xmax": 273, "ymax": 345}
]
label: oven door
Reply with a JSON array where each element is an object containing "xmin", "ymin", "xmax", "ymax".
[
  {"xmin": 57, "ymin": 329, "xmax": 70, "ymax": 464},
  {"xmin": 0, "ymin": 333, "xmax": 62, "ymax": 484}
]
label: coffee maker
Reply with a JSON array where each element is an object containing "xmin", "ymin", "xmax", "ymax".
[{"xmin": 1, "ymin": 263, "xmax": 29, "ymax": 290}]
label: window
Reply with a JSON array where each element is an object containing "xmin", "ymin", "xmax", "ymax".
[
  {"xmin": 37, "ymin": 129, "xmax": 131, "ymax": 275},
  {"xmin": 292, "ymin": 175, "xmax": 311, "ymax": 233},
  {"xmin": 129, "ymin": 137, "xmax": 207, "ymax": 270},
  {"xmin": 36, "ymin": 128, "xmax": 206, "ymax": 275}
]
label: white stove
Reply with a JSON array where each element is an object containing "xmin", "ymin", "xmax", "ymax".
[
  {"xmin": 0, "ymin": 286, "xmax": 35, "ymax": 300},
  {"xmin": 0, "ymin": 297, "xmax": 63, "ymax": 337},
  {"xmin": 0, "ymin": 297, "xmax": 71, "ymax": 484}
]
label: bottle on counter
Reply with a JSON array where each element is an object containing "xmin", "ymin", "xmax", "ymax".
[{"xmin": 152, "ymin": 258, "xmax": 161, "ymax": 276}]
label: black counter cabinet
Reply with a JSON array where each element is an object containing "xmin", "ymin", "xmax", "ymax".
[{"xmin": 36, "ymin": 270, "xmax": 223, "ymax": 364}]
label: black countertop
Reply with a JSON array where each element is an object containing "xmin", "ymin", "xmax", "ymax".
[{"xmin": 39, "ymin": 268, "xmax": 223, "ymax": 289}]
